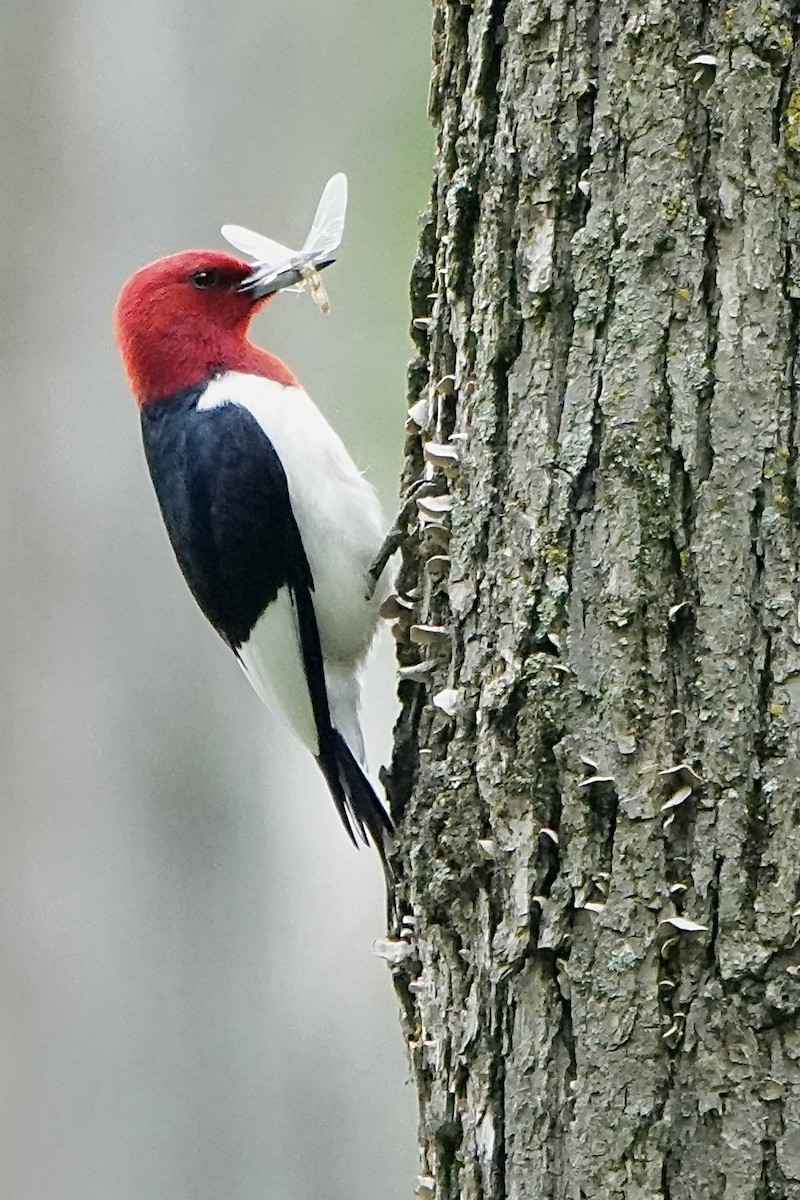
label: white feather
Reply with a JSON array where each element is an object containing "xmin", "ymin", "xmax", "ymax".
[
  {"xmin": 238, "ymin": 587, "xmax": 317, "ymax": 751},
  {"xmin": 197, "ymin": 373, "xmax": 387, "ymax": 759},
  {"xmin": 324, "ymin": 663, "xmax": 367, "ymax": 765}
]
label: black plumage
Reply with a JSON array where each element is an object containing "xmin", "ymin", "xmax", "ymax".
[{"xmin": 141, "ymin": 386, "xmax": 307, "ymax": 648}]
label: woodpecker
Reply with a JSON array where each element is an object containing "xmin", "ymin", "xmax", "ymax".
[{"xmin": 113, "ymin": 176, "xmax": 393, "ymax": 855}]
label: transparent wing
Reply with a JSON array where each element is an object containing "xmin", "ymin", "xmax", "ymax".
[
  {"xmin": 221, "ymin": 223, "xmax": 297, "ymax": 270},
  {"xmin": 301, "ymin": 173, "xmax": 348, "ymax": 258}
]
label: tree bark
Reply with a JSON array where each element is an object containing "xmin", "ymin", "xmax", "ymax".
[{"xmin": 385, "ymin": 1, "xmax": 800, "ymax": 1196}]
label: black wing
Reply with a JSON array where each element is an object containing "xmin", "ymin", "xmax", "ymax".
[{"xmin": 140, "ymin": 387, "xmax": 307, "ymax": 647}]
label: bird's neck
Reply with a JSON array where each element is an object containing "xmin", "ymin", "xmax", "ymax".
[{"xmin": 131, "ymin": 332, "xmax": 298, "ymax": 408}]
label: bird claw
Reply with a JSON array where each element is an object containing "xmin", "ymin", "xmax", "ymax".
[{"xmin": 365, "ymin": 481, "xmax": 441, "ymax": 600}]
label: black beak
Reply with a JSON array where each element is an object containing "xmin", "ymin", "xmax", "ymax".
[{"xmin": 238, "ymin": 257, "xmax": 335, "ymax": 299}]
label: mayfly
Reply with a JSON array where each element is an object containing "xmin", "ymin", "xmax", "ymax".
[{"xmin": 223, "ymin": 173, "xmax": 347, "ymax": 314}]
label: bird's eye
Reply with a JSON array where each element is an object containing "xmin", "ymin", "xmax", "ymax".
[{"xmin": 190, "ymin": 269, "xmax": 226, "ymax": 290}]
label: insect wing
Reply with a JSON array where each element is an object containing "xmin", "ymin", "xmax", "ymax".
[
  {"xmin": 221, "ymin": 223, "xmax": 297, "ymax": 273},
  {"xmin": 301, "ymin": 173, "xmax": 347, "ymax": 260}
]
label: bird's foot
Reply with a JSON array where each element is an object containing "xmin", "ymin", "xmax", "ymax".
[{"xmin": 365, "ymin": 481, "xmax": 442, "ymax": 600}]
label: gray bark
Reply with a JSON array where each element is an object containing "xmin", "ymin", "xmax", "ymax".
[{"xmin": 385, "ymin": 1, "xmax": 800, "ymax": 1196}]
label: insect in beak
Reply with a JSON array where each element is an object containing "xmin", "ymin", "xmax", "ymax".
[
  {"xmin": 238, "ymin": 258, "xmax": 335, "ymax": 303},
  {"xmin": 225, "ymin": 172, "xmax": 347, "ymax": 314}
]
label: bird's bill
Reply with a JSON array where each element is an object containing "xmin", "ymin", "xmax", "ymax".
[{"xmin": 238, "ymin": 257, "xmax": 335, "ymax": 299}]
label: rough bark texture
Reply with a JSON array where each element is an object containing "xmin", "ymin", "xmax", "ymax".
[{"xmin": 385, "ymin": 1, "xmax": 800, "ymax": 1197}]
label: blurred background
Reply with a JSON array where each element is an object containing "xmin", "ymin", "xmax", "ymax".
[{"xmin": 0, "ymin": 3, "xmax": 431, "ymax": 1198}]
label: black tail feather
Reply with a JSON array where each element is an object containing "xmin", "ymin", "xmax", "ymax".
[
  {"xmin": 288, "ymin": 578, "xmax": 392, "ymax": 865},
  {"xmin": 317, "ymin": 730, "xmax": 394, "ymax": 857}
]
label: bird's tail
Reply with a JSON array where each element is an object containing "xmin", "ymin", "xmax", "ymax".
[{"xmin": 317, "ymin": 729, "xmax": 394, "ymax": 862}]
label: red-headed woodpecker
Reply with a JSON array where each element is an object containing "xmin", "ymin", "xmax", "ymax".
[{"xmin": 113, "ymin": 175, "xmax": 393, "ymax": 855}]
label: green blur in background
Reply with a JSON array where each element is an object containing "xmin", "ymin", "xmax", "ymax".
[{"xmin": 0, "ymin": 3, "xmax": 432, "ymax": 1198}]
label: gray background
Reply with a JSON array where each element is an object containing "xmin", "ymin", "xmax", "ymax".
[{"xmin": 1, "ymin": 3, "xmax": 431, "ymax": 1197}]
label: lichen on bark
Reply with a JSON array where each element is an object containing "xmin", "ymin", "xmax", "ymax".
[{"xmin": 384, "ymin": 1, "xmax": 800, "ymax": 1197}]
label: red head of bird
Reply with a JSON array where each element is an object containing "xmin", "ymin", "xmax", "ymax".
[{"xmin": 113, "ymin": 250, "xmax": 297, "ymax": 406}]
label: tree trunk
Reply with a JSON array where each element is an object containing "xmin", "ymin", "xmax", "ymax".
[{"xmin": 385, "ymin": 1, "xmax": 800, "ymax": 1196}]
